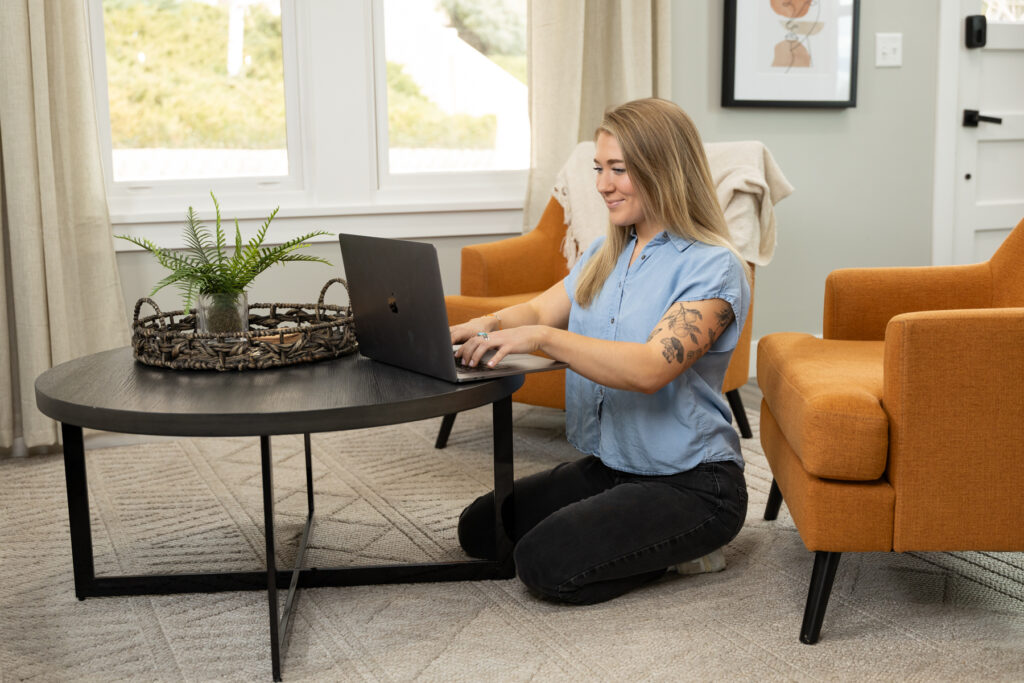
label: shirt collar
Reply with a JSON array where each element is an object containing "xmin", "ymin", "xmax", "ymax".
[
  {"xmin": 628, "ymin": 228, "xmax": 695, "ymax": 252},
  {"xmin": 663, "ymin": 230, "xmax": 695, "ymax": 252}
]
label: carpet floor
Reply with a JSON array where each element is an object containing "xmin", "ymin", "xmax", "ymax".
[{"xmin": 1, "ymin": 401, "xmax": 1022, "ymax": 681}]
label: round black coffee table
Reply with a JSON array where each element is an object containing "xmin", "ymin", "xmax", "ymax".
[{"xmin": 36, "ymin": 347, "xmax": 524, "ymax": 681}]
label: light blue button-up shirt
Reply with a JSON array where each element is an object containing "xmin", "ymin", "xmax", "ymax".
[{"xmin": 563, "ymin": 230, "xmax": 750, "ymax": 475}]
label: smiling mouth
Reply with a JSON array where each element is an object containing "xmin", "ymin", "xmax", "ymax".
[{"xmin": 605, "ymin": 199, "xmax": 624, "ymax": 209}]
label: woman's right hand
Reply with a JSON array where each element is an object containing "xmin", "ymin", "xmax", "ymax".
[{"xmin": 450, "ymin": 315, "xmax": 500, "ymax": 345}]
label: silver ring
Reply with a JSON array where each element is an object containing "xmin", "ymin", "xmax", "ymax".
[{"xmin": 477, "ymin": 331, "xmax": 489, "ymax": 340}]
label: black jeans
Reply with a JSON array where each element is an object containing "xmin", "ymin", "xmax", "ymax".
[{"xmin": 458, "ymin": 456, "xmax": 748, "ymax": 605}]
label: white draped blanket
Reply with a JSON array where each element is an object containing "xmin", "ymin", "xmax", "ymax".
[{"xmin": 553, "ymin": 140, "xmax": 794, "ymax": 268}]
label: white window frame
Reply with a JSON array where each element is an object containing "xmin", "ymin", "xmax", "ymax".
[{"xmin": 87, "ymin": 0, "xmax": 527, "ymax": 249}]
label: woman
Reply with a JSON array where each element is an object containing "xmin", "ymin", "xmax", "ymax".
[{"xmin": 451, "ymin": 98, "xmax": 751, "ymax": 605}]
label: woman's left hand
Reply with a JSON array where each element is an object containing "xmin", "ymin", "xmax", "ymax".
[{"xmin": 454, "ymin": 325, "xmax": 547, "ymax": 368}]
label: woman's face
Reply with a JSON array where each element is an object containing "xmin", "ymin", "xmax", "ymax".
[{"xmin": 594, "ymin": 132, "xmax": 647, "ymax": 231}]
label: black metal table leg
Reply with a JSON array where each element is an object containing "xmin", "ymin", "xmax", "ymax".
[
  {"xmin": 491, "ymin": 397, "xmax": 515, "ymax": 573},
  {"xmin": 61, "ymin": 424, "xmax": 95, "ymax": 600},
  {"xmin": 278, "ymin": 436, "xmax": 314, "ymax": 663},
  {"xmin": 435, "ymin": 413, "xmax": 457, "ymax": 449},
  {"xmin": 260, "ymin": 434, "xmax": 316, "ymax": 681},
  {"xmin": 260, "ymin": 436, "xmax": 283, "ymax": 681},
  {"xmin": 304, "ymin": 433, "xmax": 314, "ymax": 517}
]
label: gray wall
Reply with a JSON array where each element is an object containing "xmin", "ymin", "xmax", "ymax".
[
  {"xmin": 116, "ymin": 0, "xmax": 941, "ymax": 340},
  {"xmin": 675, "ymin": 1, "xmax": 940, "ymax": 337}
]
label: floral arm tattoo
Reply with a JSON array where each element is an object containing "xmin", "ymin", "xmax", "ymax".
[{"xmin": 647, "ymin": 301, "xmax": 736, "ymax": 366}]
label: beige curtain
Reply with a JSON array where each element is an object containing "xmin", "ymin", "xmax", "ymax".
[
  {"xmin": 524, "ymin": 0, "xmax": 672, "ymax": 229},
  {"xmin": 0, "ymin": 0, "xmax": 129, "ymax": 453}
]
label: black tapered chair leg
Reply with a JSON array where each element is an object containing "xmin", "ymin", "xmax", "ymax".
[
  {"xmin": 726, "ymin": 389, "xmax": 753, "ymax": 438},
  {"xmin": 800, "ymin": 551, "xmax": 842, "ymax": 645},
  {"xmin": 435, "ymin": 413, "xmax": 457, "ymax": 449},
  {"xmin": 764, "ymin": 478, "xmax": 783, "ymax": 520}
]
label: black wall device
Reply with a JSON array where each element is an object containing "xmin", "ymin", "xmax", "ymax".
[{"xmin": 965, "ymin": 15, "xmax": 987, "ymax": 48}]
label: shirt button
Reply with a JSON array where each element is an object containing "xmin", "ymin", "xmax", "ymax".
[{"xmin": 610, "ymin": 317, "xmax": 615, "ymax": 324}]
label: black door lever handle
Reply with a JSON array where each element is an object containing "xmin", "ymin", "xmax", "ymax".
[{"xmin": 963, "ymin": 109, "xmax": 1003, "ymax": 127}]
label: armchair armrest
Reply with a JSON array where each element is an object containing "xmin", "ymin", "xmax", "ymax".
[
  {"xmin": 824, "ymin": 262, "xmax": 992, "ymax": 341},
  {"xmin": 461, "ymin": 199, "xmax": 569, "ymax": 297},
  {"xmin": 883, "ymin": 307, "xmax": 1024, "ymax": 550}
]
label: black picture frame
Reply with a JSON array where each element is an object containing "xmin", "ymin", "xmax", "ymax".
[{"xmin": 722, "ymin": 0, "xmax": 860, "ymax": 108}]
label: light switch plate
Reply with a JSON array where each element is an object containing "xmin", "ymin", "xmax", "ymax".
[{"xmin": 876, "ymin": 32, "xmax": 902, "ymax": 67}]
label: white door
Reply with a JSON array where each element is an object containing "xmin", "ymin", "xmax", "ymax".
[{"xmin": 952, "ymin": 2, "xmax": 1024, "ymax": 263}]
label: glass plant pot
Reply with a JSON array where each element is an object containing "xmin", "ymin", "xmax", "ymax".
[{"xmin": 196, "ymin": 291, "xmax": 249, "ymax": 335}]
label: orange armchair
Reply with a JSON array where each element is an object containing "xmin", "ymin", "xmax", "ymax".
[
  {"xmin": 438, "ymin": 196, "xmax": 755, "ymax": 447},
  {"xmin": 756, "ymin": 217, "xmax": 1024, "ymax": 644}
]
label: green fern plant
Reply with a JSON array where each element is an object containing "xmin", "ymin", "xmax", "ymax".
[{"xmin": 117, "ymin": 192, "xmax": 331, "ymax": 312}]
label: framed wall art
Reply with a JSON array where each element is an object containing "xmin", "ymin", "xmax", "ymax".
[{"xmin": 722, "ymin": 0, "xmax": 860, "ymax": 108}]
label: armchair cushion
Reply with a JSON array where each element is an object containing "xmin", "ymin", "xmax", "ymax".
[
  {"xmin": 760, "ymin": 404, "xmax": 895, "ymax": 551},
  {"xmin": 757, "ymin": 333, "xmax": 887, "ymax": 481}
]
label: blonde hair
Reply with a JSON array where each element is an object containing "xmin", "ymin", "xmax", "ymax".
[{"xmin": 575, "ymin": 98, "xmax": 750, "ymax": 307}]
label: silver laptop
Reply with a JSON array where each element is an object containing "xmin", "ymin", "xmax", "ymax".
[{"xmin": 338, "ymin": 233, "xmax": 568, "ymax": 383}]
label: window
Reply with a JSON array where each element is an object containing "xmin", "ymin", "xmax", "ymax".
[
  {"xmin": 380, "ymin": 0, "xmax": 528, "ymax": 175},
  {"xmin": 87, "ymin": 0, "xmax": 529, "ymax": 241},
  {"xmin": 101, "ymin": 0, "xmax": 290, "ymax": 183}
]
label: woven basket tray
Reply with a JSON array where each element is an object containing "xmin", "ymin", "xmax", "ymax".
[{"xmin": 131, "ymin": 278, "xmax": 358, "ymax": 371}]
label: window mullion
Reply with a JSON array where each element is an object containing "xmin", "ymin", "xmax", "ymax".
[{"xmin": 298, "ymin": 1, "xmax": 378, "ymax": 207}]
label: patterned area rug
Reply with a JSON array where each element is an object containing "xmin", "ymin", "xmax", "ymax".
[{"xmin": 1, "ymin": 403, "xmax": 1022, "ymax": 681}]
